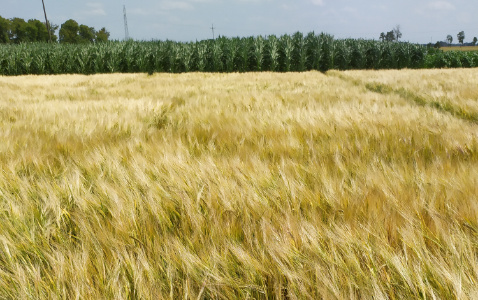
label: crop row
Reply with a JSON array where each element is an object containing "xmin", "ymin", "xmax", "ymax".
[{"xmin": 0, "ymin": 32, "xmax": 476, "ymax": 75}]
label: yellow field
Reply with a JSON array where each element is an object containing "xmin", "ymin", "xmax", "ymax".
[
  {"xmin": 441, "ymin": 46, "xmax": 478, "ymax": 52},
  {"xmin": 0, "ymin": 70, "xmax": 477, "ymax": 299}
]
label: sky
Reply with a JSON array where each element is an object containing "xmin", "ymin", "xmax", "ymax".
[{"xmin": 2, "ymin": 0, "xmax": 478, "ymax": 43}]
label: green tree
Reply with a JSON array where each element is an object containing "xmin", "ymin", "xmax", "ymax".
[
  {"xmin": 457, "ymin": 31, "xmax": 465, "ymax": 45},
  {"xmin": 59, "ymin": 19, "xmax": 79, "ymax": 43},
  {"xmin": 379, "ymin": 32, "xmax": 385, "ymax": 42},
  {"xmin": 9, "ymin": 17, "xmax": 28, "ymax": 43},
  {"xmin": 0, "ymin": 16, "xmax": 10, "ymax": 43},
  {"xmin": 23, "ymin": 20, "xmax": 39, "ymax": 42},
  {"xmin": 385, "ymin": 31, "xmax": 395, "ymax": 42},
  {"xmin": 472, "ymin": 37, "xmax": 478, "ymax": 46},
  {"xmin": 393, "ymin": 25, "xmax": 402, "ymax": 41},
  {"xmin": 78, "ymin": 24, "xmax": 95, "ymax": 43},
  {"xmin": 27, "ymin": 19, "xmax": 49, "ymax": 42},
  {"xmin": 46, "ymin": 21, "xmax": 59, "ymax": 42},
  {"xmin": 446, "ymin": 34, "xmax": 453, "ymax": 45},
  {"xmin": 95, "ymin": 27, "xmax": 110, "ymax": 42}
]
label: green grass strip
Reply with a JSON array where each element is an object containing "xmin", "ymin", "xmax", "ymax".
[{"xmin": 330, "ymin": 71, "xmax": 478, "ymax": 124}]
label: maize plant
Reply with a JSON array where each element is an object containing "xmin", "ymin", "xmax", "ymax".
[
  {"xmin": 410, "ymin": 46, "xmax": 425, "ymax": 69},
  {"xmin": 237, "ymin": 37, "xmax": 253, "ymax": 72},
  {"xmin": 31, "ymin": 48, "xmax": 47, "ymax": 74},
  {"xmin": 268, "ymin": 35, "xmax": 280, "ymax": 72},
  {"xmin": 318, "ymin": 33, "xmax": 334, "ymax": 72},
  {"xmin": 212, "ymin": 40, "xmax": 224, "ymax": 72},
  {"xmin": 221, "ymin": 37, "xmax": 238, "ymax": 72},
  {"xmin": 333, "ymin": 40, "xmax": 350, "ymax": 70},
  {"xmin": 379, "ymin": 42, "xmax": 395, "ymax": 69},
  {"xmin": 221, "ymin": 37, "xmax": 237, "ymax": 72},
  {"xmin": 196, "ymin": 42, "xmax": 207, "ymax": 72},
  {"xmin": 0, "ymin": 32, "xmax": 471, "ymax": 75},
  {"xmin": 153, "ymin": 41, "xmax": 169, "ymax": 72},
  {"xmin": 280, "ymin": 34, "xmax": 293, "ymax": 72},
  {"xmin": 253, "ymin": 36, "xmax": 265, "ymax": 71},
  {"xmin": 103, "ymin": 43, "xmax": 122, "ymax": 73},
  {"xmin": 6, "ymin": 46, "xmax": 19, "ymax": 75},
  {"xmin": 304, "ymin": 32, "xmax": 320, "ymax": 71},
  {"xmin": 180, "ymin": 42, "xmax": 194, "ymax": 72},
  {"xmin": 395, "ymin": 43, "xmax": 410, "ymax": 69},
  {"xmin": 349, "ymin": 40, "xmax": 365, "ymax": 69},
  {"xmin": 291, "ymin": 32, "xmax": 307, "ymax": 71},
  {"xmin": 364, "ymin": 41, "xmax": 381, "ymax": 69}
]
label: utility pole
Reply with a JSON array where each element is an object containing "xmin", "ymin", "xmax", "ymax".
[
  {"xmin": 210, "ymin": 24, "xmax": 215, "ymax": 40},
  {"xmin": 41, "ymin": 0, "xmax": 52, "ymax": 43},
  {"xmin": 123, "ymin": 5, "xmax": 130, "ymax": 41}
]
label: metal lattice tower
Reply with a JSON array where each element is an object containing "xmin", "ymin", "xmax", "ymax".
[{"xmin": 123, "ymin": 5, "xmax": 130, "ymax": 41}]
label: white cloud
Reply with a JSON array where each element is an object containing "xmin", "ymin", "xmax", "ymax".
[
  {"xmin": 234, "ymin": 0, "xmax": 273, "ymax": 2},
  {"xmin": 343, "ymin": 6, "xmax": 357, "ymax": 13},
  {"xmin": 159, "ymin": 1, "xmax": 194, "ymax": 10},
  {"xmin": 310, "ymin": 0, "xmax": 325, "ymax": 6},
  {"xmin": 130, "ymin": 8, "xmax": 151, "ymax": 16},
  {"xmin": 85, "ymin": 3, "xmax": 106, "ymax": 16},
  {"xmin": 427, "ymin": 1, "xmax": 455, "ymax": 11},
  {"xmin": 127, "ymin": 0, "xmax": 220, "ymax": 16}
]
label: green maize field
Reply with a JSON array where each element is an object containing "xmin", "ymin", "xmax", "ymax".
[{"xmin": 3, "ymin": 32, "xmax": 475, "ymax": 75}]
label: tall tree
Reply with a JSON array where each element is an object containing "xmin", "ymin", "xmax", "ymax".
[
  {"xmin": 46, "ymin": 21, "xmax": 59, "ymax": 42},
  {"xmin": 78, "ymin": 24, "xmax": 95, "ymax": 43},
  {"xmin": 0, "ymin": 16, "xmax": 10, "ymax": 43},
  {"xmin": 385, "ymin": 31, "xmax": 395, "ymax": 42},
  {"xmin": 95, "ymin": 27, "xmax": 110, "ymax": 42},
  {"xmin": 59, "ymin": 19, "xmax": 79, "ymax": 43},
  {"xmin": 9, "ymin": 18, "xmax": 27, "ymax": 43},
  {"xmin": 393, "ymin": 25, "xmax": 402, "ymax": 41},
  {"xmin": 457, "ymin": 31, "xmax": 465, "ymax": 46},
  {"xmin": 379, "ymin": 32, "xmax": 385, "ymax": 42},
  {"xmin": 472, "ymin": 37, "xmax": 478, "ymax": 46},
  {"xmin": 23, "ymin": 20, "xmax": 39, "ymax": 42},
  {"xmin": 27, "ymin": 19, "xmax": 49, "ymax": 42},
  {"xmin": 0, "ymin": 15, "xmax": 58, "ymax": 43},
  {"xmin": 446, "ymin": 34, "xmax": 453, "ymax": 45}
]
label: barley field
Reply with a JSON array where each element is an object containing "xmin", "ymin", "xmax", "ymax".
[
  {"xmin": 0, "ymin": 70, "xmax": 477, "ymax": 299},
  {"xmin": 441, "ymin": 46, "xmax": 478, "ymax": 52}
]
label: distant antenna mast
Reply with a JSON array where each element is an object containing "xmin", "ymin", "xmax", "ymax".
[
  {"xmin": 41, "ymin": 0, "xmax": 52, "ymax": 43},
  {"xmin": 123, "ymin": 5, "xmax": 130, "ymax": 40},
  {"xmin": 210, "ymin": 24, "xmax": 215, "ymax": 40}
]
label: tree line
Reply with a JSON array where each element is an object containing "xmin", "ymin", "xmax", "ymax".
[
  {"xmin": 378, "ymin": 26, "xmax": 478, "ymax": 48},
  {"xmin": 379, "ymin": 25, "xmax": 402, "ymax": 42},
  {"xmin": 445, "ymin": 31, "xmax": 477, "ymax": 46},
  {"xmin": 0, "ymin": 16, "xmax": 109, "ymax": 44}
]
